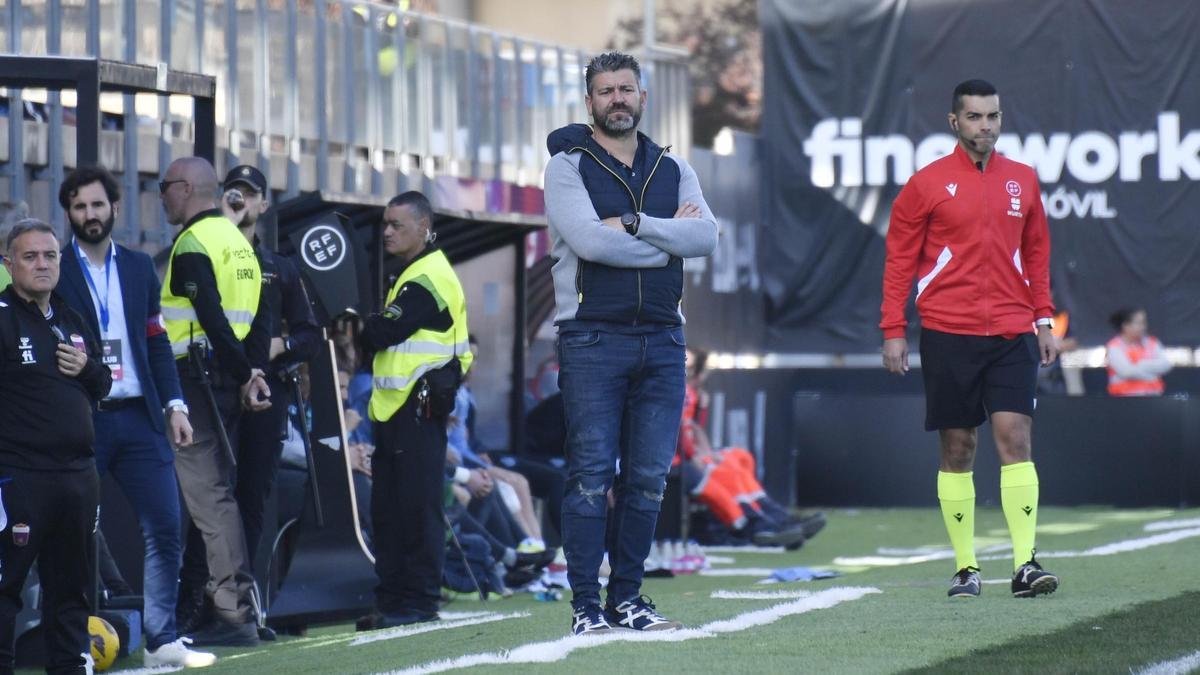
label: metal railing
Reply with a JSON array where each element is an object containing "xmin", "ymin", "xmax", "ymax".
[{"xmin": 0, "ymin": 0, "xmax": 690, "ymax": 250}]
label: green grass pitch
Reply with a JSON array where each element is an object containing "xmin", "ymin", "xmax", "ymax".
[{"xmin": 77, "ymin": 506, "xmax": 1200, "ymax": 674}]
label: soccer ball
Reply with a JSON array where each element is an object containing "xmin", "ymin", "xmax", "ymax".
[{"xmin": 88, "ymin": 616, "xmax": 119, "ymax": 671}]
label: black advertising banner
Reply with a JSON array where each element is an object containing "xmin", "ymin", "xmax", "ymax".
[
  {"xmin": 288, "ymin": 219, "xmax": 361, "ymax": 323},
  {"xmin": 760, "ymin": 0, "xmax": 1200, "ymax": 350}
]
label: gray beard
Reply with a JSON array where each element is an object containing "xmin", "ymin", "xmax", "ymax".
[{"xmin": 596, "ymin": 111, "xmax": 640, "ymax": 137}]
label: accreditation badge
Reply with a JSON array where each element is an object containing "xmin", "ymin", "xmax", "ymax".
[
  {"xmin": 102, "ymin": 339, "xmax": 123, "ymax": 381},
  {"xmin": 12, "ymin": 522, "xmax": 29, "ymax": 547}
]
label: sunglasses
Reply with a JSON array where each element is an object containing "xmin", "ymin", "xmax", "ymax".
[{"xmin": 158, "ymin": 179, "xmax": 188, "ymax": 193}]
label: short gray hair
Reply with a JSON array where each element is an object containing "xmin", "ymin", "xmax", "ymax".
[
  {"xmin": 585, "ymin": 52, "xmax": 641, "ymax": 95},
  {"xmin": 6, "ymin": 218, "xmax": 58, "ymax": 253}
]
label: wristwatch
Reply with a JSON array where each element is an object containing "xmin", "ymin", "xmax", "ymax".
[
  {"xmin": 1035, "ymin": 318, "xmax": 1054, "ymax": 329},
  {"xmin": 620, "ymin": 212, "xmax": 640, "ymax": 236},
  {"xmin": 167, "ymin": 402, "xmax": 190, "ymax": 416}
]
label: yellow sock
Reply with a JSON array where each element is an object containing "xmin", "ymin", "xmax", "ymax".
[
  {"xmin": 937, "ymin": 471, "xmax": 976, "ymax": 571},
  {"xmin": 1001, "ymin": 461, "xmax": 1040, "ymax": 571}
]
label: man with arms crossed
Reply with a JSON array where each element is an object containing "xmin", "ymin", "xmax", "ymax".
[
  {"xmin": 544, "ymin": 52, "xmax": 718, "ymax": 634},
  {"xmin": 881, "ymin": 79, "xmax": 1059, "ymax": 599}
]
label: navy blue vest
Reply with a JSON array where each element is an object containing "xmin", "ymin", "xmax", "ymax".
[{"xmin": 568, "ymin": 134, "xmax": 683, "ymax": 325}]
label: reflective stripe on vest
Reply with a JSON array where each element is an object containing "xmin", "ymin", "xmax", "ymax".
[
  {"xmin": 369, "ymin": 249, "xmax": 473, "ymax": 422},
  {"xmin": 161, "ymin": 215, "xmax": 261, "ymax": 358}
]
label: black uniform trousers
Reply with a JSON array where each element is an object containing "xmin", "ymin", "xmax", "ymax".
[
  {"xmin": 372, "ymin": 396, "xmax": 448, "ymax": 615},
  {"xmin": 234, "ymin": 371, "xmax": 288, "ymax": 565},
  {"xmin": 0, "ymin": 464, "xmax": 99, "ymax": 674}
]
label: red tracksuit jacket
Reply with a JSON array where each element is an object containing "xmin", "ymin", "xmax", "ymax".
[{"xmin": 881, "ymin": 144, "xmax": 1053, "ymax": 340}]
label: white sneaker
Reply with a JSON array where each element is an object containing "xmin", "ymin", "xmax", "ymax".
[{"xmin": 144, "ymin": 637, "xmax": 217, "ymax": 668}]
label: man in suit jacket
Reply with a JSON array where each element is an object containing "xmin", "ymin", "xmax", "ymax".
[{"xmin": 56, "ymin": 165, "xmax": 216, "ymax": 668}]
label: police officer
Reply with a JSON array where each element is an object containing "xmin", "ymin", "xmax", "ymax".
[
  {"xmin": 221, "ymin": 165, "xmax": 320, "ymax": 567},
  {"xmin": 159, "ymin": 157, "xmax": 269, "ymax": 647},
  {"xmin": 0, "ymin": 219, "xmax": 111, "ymax": 673},
  {"xmin": 359, "ymin": 191, "xmax": 472, "ymax": 628}
]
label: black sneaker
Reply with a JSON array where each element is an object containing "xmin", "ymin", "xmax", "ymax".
[
  {"xmin": 571, "ymin": 605, "xmax": 614, "ymax": 635},
  {"xmin": 746, "ymin": 515, "xmax": 807, "ymax": 549},
  {"xmin": 605, "ymin": 595, "xmax": 682, "ymax": 631},
  {"xmin": 948, "ymin": 566, "xmax": 981, "ymax": 598},
  {"xmin": 794, "ymin": 512, "xmax": 828, "ymax": 540},
  {"xmin": 378, "ymin": 609, "xmax": 439, "ymax": 628},
  {"xmin": 175, "ymin": 585, "xmax": 212, "ymax": 636},
  {"xmin": 186, "ymin": 618, "xmax": 260, "ymax": 647},
  {"xmin": 355, "ymin": 609, "xmax": 439, "ymax": 631},
  {"xmin": 1012, "ymin": 553, "xmax": 1059, "ymax": 598}
]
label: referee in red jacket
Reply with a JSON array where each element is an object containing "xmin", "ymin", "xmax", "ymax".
[{"xmin": 881, "ymin": 79, "xmax": 1059, "ymax": 600}]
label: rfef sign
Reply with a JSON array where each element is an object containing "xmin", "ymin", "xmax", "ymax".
[
  {"xmin": 288, "ymin": 219, "xmax": 359, "ymax": 323},
  {"xmin": 301, "ymin": 225, "xmax": 347, "ymax": 271}
]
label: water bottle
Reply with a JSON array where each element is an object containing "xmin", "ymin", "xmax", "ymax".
[{"xmin": 534, "ymin": 589, "xmax": 562, "ymax": 602}]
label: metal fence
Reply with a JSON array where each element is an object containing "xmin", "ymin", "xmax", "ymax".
[{"xmin": 0, "ymin": 0, "xmax": 690, "ymax": 250}]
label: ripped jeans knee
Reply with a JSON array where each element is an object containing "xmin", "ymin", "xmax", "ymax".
[
  {"xmin": 564, "ymin": 478, "xmax": 611, "ymax": 518},
  {"xmin": 615, "ymin": 478, "xmax": 665, "ymax": 512}
]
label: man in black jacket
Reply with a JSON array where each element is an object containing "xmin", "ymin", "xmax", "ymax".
[
  {"xmin": 223, "ymin": 164, "xmax": 320, "ymax": 565},
  {"xmin": 0, "ymin": 219, "xmax": 111, "ymax": 673}
]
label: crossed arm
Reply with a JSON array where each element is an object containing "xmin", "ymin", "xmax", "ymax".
[{"xmin": 544, "ymin": 154, "xmax": 719, "ymax": 266}]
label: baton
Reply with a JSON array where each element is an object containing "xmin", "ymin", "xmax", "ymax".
[
  {"xmin": 443, "ymin": 513, "xmax": 487, "ymax": 601},
  {"xmin": 282, "ymin": 363, "xmax": 324, "ymax": 528},
  {"xmin": 188, "ymin": 343, "xmax": 237, "ymax": 468}
]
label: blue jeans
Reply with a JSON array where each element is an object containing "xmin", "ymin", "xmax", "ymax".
[
  {"xmin": 557, "ymin": 326, "xmax": 686, "ymax": 609},
  {"xmin": 95, "ymin": 405, "xmax": 182, "ymax": 650}
]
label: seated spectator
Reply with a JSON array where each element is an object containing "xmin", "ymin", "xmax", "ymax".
[
  {"xmin": 444, "ymin": 448, "xmax": 556, "ymax": 589},
  {"xmin": 449, "ymin": 383, "xmax": 549, "ymax": 550},
  {"xmin": 679, "ymin": 349, "xmax": 824, "ymax": 548},
  {"xmin": 450, "ymin": 338, "xmax": 566, "ymax": 551},
  {"xmin": 1106, "ymin": 307, "xmax": 1171, "ymax": 397}
]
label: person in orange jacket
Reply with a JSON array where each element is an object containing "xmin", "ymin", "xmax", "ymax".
[{"xmin": 1106, "ymin": 308, "xmax": 1171, "ymax": 397}]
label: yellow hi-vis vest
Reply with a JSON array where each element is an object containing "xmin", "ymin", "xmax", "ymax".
[
  {"xmin": 369, "ymin": 249, "xmax": 472, "ymax": 422},
  {"xmin": 161, "ymin": 214, "xmax": 261, "ymax": 358}
]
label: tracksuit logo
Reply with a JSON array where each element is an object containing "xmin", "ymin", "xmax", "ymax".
[{"xmin": 18, "ymin": 337, "xmax": 34, "ymax": 364}]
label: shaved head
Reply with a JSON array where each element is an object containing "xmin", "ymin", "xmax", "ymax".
[{"xmin": 161, "ymin": 157, "xmax": 221, "ymax": 225}]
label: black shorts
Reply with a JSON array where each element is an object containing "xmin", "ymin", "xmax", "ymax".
[{"xmin": 919, "ymin": 327, "xmax": 1039, "ymax": 431}]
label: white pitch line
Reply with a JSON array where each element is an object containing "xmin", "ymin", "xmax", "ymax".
[
  {"xmin": 844, "ymin": 528, "xmax": 1200, "ymax": 570},
  {"xmin": 439, "ymin": 611, "xmax": 495, "ymax": 620},
  {"xmin": 110, "ymin": 667, "xmax": 183, "ymax": 675},
  {"xmin": 711, "ymin": 589, "xmax": 814, "ymax": 600},
  {"xmin": 698, "ymin": 567, "xmax": 779, "ymax": 577},
  {"xmin": 1133, "ymin": 650, "xmax": 1200, "ymax": 675},
  {"xmin": 351, "ymin": 612, "xmax": 529, "ymax": 647},
  {"xmin": 703, "ymin": 555, "xmax": 737, "ymax": 565},
  {"xmin": 383, "ymin": 586, "xmax": 881, "ymax": 675},
  {"xmin": 1145, "ymin": 518, "xmax": 1200, "ymax": 532},
  {"xmin": 701, "ymin": 545, "xmax": 786, "ymax": 554},
  {"xmin": 832, "ymin": 550, "xmax": 955, "ymax": 567},
  {"xmin": 1038, "ymin": 528, "xmax": 1200, "ymax": 558}
]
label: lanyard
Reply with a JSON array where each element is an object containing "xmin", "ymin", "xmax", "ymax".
[{"xmin": 76, "ymin": 241, "xmax": 114, "ymax": 334}]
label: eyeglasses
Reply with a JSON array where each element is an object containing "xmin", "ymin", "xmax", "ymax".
[{"xmin": 158, "ymin": 179, "xmax": 188, "ymax": 194}]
